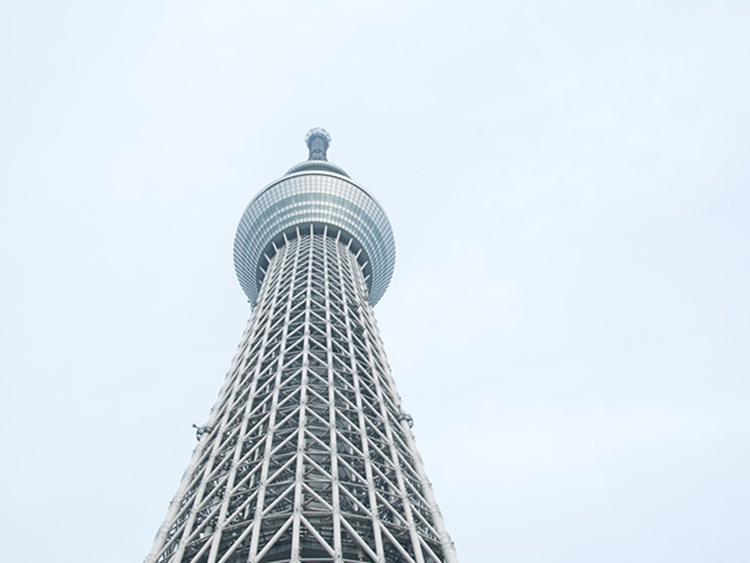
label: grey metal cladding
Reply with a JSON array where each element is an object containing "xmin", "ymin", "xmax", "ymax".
[{"xmin": 233, "ymin": 170, "xmax": 396, "ymax": 306}]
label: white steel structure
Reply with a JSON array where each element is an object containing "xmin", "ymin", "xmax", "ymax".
[{"xmin": 145, "ymin": 130, "xmax": 458, "ymax": 563}]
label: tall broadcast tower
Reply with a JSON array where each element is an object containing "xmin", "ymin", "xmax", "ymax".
[{"xmin": 146, "ymin": 129, "xmax": 458, "ymax": 563}]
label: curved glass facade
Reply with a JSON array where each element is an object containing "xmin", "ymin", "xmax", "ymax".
[{"xmin": 234, "ymin": 169, "xmax": 396, "ymax": 305}]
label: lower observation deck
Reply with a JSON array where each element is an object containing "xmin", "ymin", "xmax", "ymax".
[{"xmin": 234, "ymin": 170, "xmax": 396, "ymax": 307}]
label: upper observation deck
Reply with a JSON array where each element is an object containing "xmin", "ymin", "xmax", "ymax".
[{"xmin": 233, "ymin": 129, "xmax": 396, "ymax": 306}]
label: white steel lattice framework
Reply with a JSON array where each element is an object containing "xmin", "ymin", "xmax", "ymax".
[{"xmin": 145, "ymin": 130, "xmax": 458, "ymax": 563}]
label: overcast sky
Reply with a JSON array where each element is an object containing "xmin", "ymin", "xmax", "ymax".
[{"xmin": 1, "ymin": 1, "xmax": 749, "ymax": 562}]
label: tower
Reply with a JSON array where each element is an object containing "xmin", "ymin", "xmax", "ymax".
[{"xmin": 145, "ymin": 129, "xmax": 458, "ymax": 563}]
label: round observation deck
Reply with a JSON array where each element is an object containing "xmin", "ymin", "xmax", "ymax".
[{"xmin": 233, "ymin": 129, "xmax": 396, "ymax": 306}]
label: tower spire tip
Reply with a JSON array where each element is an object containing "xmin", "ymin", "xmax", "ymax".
[{"xmin": 305, "ymin": 128, "xmax": 331, "ymax": 161}]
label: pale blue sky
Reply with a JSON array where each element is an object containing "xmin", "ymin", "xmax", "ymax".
[{"xmin": 1, "ymin": 1, "xmax": 749, "ymax": 562}]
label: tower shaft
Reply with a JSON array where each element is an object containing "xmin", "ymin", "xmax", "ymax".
[{"xmin": 147, "ymin": 226, "xmax": 457, "ymax": 563}]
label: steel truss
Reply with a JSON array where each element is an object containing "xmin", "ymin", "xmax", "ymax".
[{"xmin": 146, "ymin": 225, "xmax": 457, "ymax": 563}]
